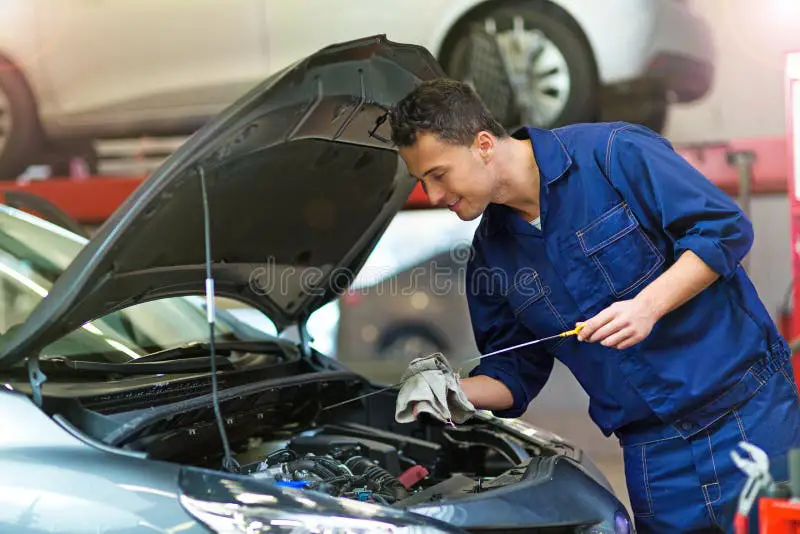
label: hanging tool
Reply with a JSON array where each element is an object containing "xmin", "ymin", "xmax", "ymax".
[
  {"xmin": 321, "ymin": 324, "xmax": 584, "ymax": 411},
  {"xmin": 731, "ymin": 441, "xmax": 774, "ymax": 534}
]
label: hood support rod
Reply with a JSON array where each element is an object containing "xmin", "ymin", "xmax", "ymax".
[{"xmin": 198, "ymin": 165, "xmax": 239, "ymax": 474}]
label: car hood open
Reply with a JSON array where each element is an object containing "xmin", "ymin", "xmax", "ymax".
[{"xmin": 0, "ymin": 35, "xmax": 444, "ymax": 367}]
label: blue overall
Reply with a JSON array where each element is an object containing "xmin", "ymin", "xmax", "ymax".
[{"xmin": 466, "ymin": 122, "xmax": 800, "ymax": 532}]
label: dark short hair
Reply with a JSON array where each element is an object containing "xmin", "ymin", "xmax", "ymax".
[{"xmin": 389, "ymin": 78, "xmax": 507, "ymax": 147}]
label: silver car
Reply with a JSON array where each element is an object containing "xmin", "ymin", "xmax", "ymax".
[{"xmin": 0, "ymin": 0, "xmax": 712, "ymax": 178}]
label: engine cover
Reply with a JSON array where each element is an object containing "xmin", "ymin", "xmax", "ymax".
[{"xmin": 289, "ymin": 433, "xmax": 402, "ymax": 475}]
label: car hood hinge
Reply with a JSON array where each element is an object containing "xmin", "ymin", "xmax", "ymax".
[{"xmin": 27, "ymin": 355, "xmax": 47, "ymax": 407}]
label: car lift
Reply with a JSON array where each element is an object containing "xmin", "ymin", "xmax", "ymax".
[{"xmin": 744, "ymin": 46, "xmax": 800, "ymax": 534}]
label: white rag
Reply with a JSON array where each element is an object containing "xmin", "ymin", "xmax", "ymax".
[{"xmin": 394, "ymin": 352, "xmax": 476, "ymax": 425}]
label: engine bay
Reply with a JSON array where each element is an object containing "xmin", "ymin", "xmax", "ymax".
[
  {"xmin": 50, "ymin": 365, "xmax": 557, "ymax": 509},
  {"xmin": 232, "ymin": 421, "xmax": 537, "ymax": 508},
  {"xmin": 44, "ymin": 351, "xmax": 586, "ymax": 512}
]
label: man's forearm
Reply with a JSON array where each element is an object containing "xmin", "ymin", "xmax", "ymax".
[
  {"xmin": 635, "ymin": 249, "xmax": 720, "ymax": 321},
  {"xmin": 459, "ymin": 375, "xmax": 514, "ymax": 410}
]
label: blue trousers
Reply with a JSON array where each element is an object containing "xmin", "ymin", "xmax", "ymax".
[{"xmin": 618, "ymin": 354, "xmax": 800, "ymax": 533}]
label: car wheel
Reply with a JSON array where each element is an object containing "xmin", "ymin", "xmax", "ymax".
[
  {"xmin": 377, "ymin": 324, "xmax": 447, "ymax": 361},
  {"xmin": 443, "ymin": 1, "xmax": 597, "ymax": 129},
  {"xmin": 0, "ymin": 58, "xmax": 41, "ymax": 180}
]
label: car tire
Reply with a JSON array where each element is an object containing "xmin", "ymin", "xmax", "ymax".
[
  {"xmin": 0, "ymin": 57, "xmax": 41, "ymax": 180},
  {"xmin": 442, "ymin": 0, "xmax": 597, "ymax": 129},
  {"xmin": 377, "ymin": 324, "xmax": 448, "ymax": 360}
]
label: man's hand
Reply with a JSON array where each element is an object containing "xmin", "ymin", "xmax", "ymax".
[
  {"xmin": 577, "ymin": 298, "xmax": 657, "ymax": 349},
  {"xmin": 408, "ymin": 375, "xmax": 513, "ymax": 419}
]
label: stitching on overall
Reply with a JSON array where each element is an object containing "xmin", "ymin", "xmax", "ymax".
[
  {"xmin": 576, "ymin": 202, "xmax": 629, "ymax": 252},
  {"xmin": 549, "ymin": 130, "xmax": 573, "ymax": 183},
  {"xmin": 504, "ymin": 270, "xmax": 537, "ymax": 298},
  {"xmin": 636, "ymin": 444, "xmax": 655, "ymax": 517},
  {"xmin": 703, "ymin": 484, "xmax": 722, "ymax": 527},
  {"xmin": 597, "ymin": 124, "xmax": 667, "ymax": 297},
  {"xmin": 673, "ymin": 364, "xmax": 769, "ymax": 437},
  {"xmin": 702, "ymin": 483, "xmax": 722, "ymax": 505},
  {"xmin": 707, "ymin": 431, "xmax": 720, "ymax": 486},
  {"xmin": 614, "ymin": 242, "xmax": 664, "ymax": 296},
  {"xmin": 544, "ymin": 290, "xmax": 569, "ymax": 331},
  {"xmin": 591, "ymin": 253, "xmax": 617, "ymax": 293},
  {"xmin": 509, "ymin": 273, "xmax": 569, "ymax": 353},
  {"xmin": 578, "ymin": 207, "xmax": 665, "ymax": 297},
  {"xmin": 543, "ymin": 293, "xmax": 568, "ymax": 352},
  {"xmin": 779, "ymin": 366, "xmax": 800, "ymax": 398},
  {"xmin": 590, "ymin": 238, "xmax": 664, "ymax": 298},
  {"xmin": 616, "ymin": 229, "xmax": 665, "ymax": 296},
  {"xmin": 750, "ymin": 366, "xmax": 767, "ymax": 387},
  {"xmin": 704, "ymin": 431, "xmax": 722, "ymax": 527},
  {"xmin": 512, "ymin": 290, "xmax": 545, "ymax": 316},
  {"xmin": 622, "ymin": 434, "xmax": 683, "ymax": 448},
  {"xmin": 508, "ymin": 271, "xmax": 543, "ymax": 315},
  {"xmin": 604, "ymin": 125, "xmax": 636, "ymax": 178},
  {"xmin": 733, "ymin": 409, "xmax": 749, "ymax": 442}
]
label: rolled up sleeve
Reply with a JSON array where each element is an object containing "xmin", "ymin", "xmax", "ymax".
[
  {"xmin": 465, "ymin": 248, "xmax": 554, "ymax": 418},
  {"xmin": 604, "ymin": 125, "xmax": 753, "ymax": 280}
]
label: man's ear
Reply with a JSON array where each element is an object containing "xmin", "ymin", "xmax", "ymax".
[{"xmin": 474, "ymin": 131, "xmax": 495, "ymax": 162}]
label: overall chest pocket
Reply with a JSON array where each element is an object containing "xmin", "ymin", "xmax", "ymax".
[{"xmin": 576, "ymin": 202, "xmax": 664, "ymax": 297}]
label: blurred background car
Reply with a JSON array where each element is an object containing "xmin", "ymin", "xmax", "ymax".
[
  {"xmin": 334, "ymin": 210, "xmax": 482, "ymax": 383},
  {"xmin": 0, "ymin": 0, "xmax": 713, "ymax": 179}
]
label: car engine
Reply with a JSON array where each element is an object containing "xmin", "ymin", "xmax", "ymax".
[
  {"xmin": 245, "ymin": 445, "xmax": 411, "ymax": 505},
  {"xmin": 78, "ymin": 371, "xmax": 581, "ymax": 510},
  {"xmin": 231, "ymin": 422, "xmax": 537, "ymax": 507}
]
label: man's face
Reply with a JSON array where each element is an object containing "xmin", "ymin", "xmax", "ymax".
[{"xmin": 398, "ymin": 131, "xmax": 495, "ymax": 221}]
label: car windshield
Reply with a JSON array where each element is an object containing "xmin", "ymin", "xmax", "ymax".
[{"xmin": 0, "ymin": 206, "xmax": 278, "ymax": 363}]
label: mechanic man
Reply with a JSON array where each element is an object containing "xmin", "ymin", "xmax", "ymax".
[{"xmin": 388, "ymin": 78, "xmax": 800, "ymax": 533}]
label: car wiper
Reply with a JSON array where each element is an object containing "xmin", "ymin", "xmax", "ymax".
[
  {"xmin": 38, "ymin": 355, "xmax": 235, "ymax": 375},
  {"xmin": 131, "ymin": 339, "xmax": 288, "ymax": 364}
]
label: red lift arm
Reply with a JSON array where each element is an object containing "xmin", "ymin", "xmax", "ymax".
[{"xmin": 0, "ymin": 137, "xmax": 788, "ymax": 225}]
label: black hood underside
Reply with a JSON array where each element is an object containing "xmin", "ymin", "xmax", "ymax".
[{"xmin": 0, "ymin": 35, "xmax": 445, "ymax": 367}]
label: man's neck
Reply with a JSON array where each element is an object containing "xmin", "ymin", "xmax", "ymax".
[{"xmin": 493, "ymin": 137, "xmax": 541, "ymax": 222}]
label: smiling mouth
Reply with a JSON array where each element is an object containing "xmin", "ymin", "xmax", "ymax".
[{"xmin": 447, "ymin": 198, "xmax": 461, "ymax": 210}]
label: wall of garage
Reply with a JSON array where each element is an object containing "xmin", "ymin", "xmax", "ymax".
[
  {"xmin": 665, "ymin": 0, "xmax": 800, "ymax": 143},
  {"xmin": 663, "ymin": 0, "xmax": 800, "ymax": 323}
]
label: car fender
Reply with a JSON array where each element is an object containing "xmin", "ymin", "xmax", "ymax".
[
  {"xmin": 0, "ymin": 1, "xmax": 53, "ymax": 117},
  {"xmin": 0, "ymin": 389, "xmax": 205, "ymax": 533},
  {"xmin": 556, "ymin": 0, "xmax": 657, "ymax": 83}
]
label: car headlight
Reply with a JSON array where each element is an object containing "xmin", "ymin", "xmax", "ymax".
[{"xmin": 180, "ymin": 494, "xmax": 454, "ymax": 534}]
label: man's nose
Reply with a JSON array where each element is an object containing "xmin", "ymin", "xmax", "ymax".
[{"xmin": 426, "ymin": 184, "xmax": 447, "ymax": 207}]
